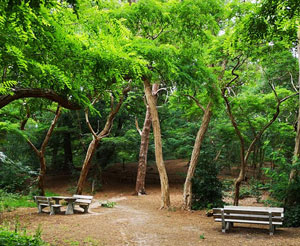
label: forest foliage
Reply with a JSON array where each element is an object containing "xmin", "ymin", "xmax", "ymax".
[{"xmin": 0, "ymin": 0, "xmax": 300, "ymax": 226}]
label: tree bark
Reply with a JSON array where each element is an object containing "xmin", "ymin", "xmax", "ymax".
[
  {"xmin": 143, "ymin": 78, "xmax": 170, "ymax": 208},
  {"xmin": 76, "ymin": 137, "xmax": 99, "ymax": 194},
  {"xmin": 135, "ymin": 105, "xmax": 152, "ymax": 195},
  {"xmin": 182, "ymin": 102, "xmax": 212, "ymax": 210},
  {"xmin": 0, "ymin": 88, "xmax": 81, "ymax": 110},
  {"xmin": 135, "ymin": 84, "xmax": 159, "ymax": 195}
]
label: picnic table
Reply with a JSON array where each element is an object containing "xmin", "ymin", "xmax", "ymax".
[{"xmin": 52, "ymin": 196, "xmax": 77, "ymax": 215}]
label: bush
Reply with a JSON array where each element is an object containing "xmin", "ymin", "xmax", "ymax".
[
  {"xmin": 191, "ymin": 159, "xmax": 224, "ymax": 210},
  {"xmin": 0, "ymin": 225, "xmax": 46, "ymax": 246},
  {"xmin": 0, "ymin": 190, "xmax": 35, "ymax": 212},
  {"xmin": 264, "ymin": 151, "xmax": 300, "ymax": 227},
  {"xmin": 0, "ymin": 152, "xmax": 37, "ymax": 193}
]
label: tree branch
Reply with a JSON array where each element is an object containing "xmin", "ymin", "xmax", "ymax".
[
  {"xmin": 184, "ymin": 94, "xmax": 205, "ymax": 113},
  {"xmin": 0, "ymin": 88, "xmax": 81, "ymax": 110},
  {"xmin": 135, "ymin": 117, "xmax": 142, "ymax": 136}
]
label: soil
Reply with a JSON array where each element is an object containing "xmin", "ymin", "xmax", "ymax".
[{"xmin": 1, "ymin": 159, "xmax": 300, "ymax": 246}]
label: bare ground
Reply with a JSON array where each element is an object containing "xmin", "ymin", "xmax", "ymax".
[{"xmin": 1, "ymin": 159, "xmax": 300, "ymax": 246}]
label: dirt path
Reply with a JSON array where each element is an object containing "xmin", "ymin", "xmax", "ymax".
[{"xmin": 2, "ymin": 183, "xmax": 300, "ymax": 246}]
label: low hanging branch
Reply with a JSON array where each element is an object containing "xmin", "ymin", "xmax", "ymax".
[{"xmin": 0, "ymin": 88, "xmax": 81, "ymax": 110}]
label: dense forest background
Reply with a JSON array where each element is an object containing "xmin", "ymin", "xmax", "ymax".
[{"xmin": 1, "ymin": 0, "xmax": 300, "ymax": 227}]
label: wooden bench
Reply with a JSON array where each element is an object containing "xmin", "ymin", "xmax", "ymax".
[
  {"xmin": 213, "ymin": 206, "xmax": 284, "ymax": 235},
  {"xmin": 34, "ymin": 196, "xmax": 62, "ymax": 215},
  {"xmin": 72, "ymin": 195, "xmax": 93, "ymax": 213}
]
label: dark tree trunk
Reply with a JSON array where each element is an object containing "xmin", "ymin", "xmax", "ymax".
[{"xmin": 37, "ymin": 155, "xmax": 46, "ymax": 196}]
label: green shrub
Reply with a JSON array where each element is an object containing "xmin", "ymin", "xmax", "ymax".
[
  {"xmin": 0, "ymin": 190, "xmax": 35, "ymax": 212},
  {"xmin": 0, "ymin": 152, "xmax": 37, "ymax": 193},
  {"xmin": 0, "ymin": 225, "xmax": 46, "ymax": 246},
  {"xmin": 191, "ymin": 159, "xmax": 224, "ymax": 210},
  {"xmin": 284, "ymin": 205, "xmax": 300, "ymax": 227},
  {"xmin": 264, "ymin": 151, "xmax": 300, "ymax": 227}
]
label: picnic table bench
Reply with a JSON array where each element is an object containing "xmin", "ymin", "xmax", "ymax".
[
  {"xmin": 34, "ymin": 196, "xmax": 62, "ymax": 215},
  {"xmin": 213, "ymin": 206, "xmax": 284, "ymax": 235},
  {"xmin": 73, "ymin": 195, "xmax": 93, "ymax": 213}
]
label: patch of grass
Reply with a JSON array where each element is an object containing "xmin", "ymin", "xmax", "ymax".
[
  {"xmin": 199, "ymin": 233, "xmax": 205, "ymax": 239},
  {"xmin": 45, "ymin": 190, "xmax": 60, "ymax": 197},
  {"xmin": 0, "ymin": 221, "xmax": 46, "ymax": 246},
  {"xmin": 101, "ymin": 201, "xmax": 116, "ymax": 208},
  {"xmin": 0, "ymin": 190, "xmax": 35, "ymax": 212}
]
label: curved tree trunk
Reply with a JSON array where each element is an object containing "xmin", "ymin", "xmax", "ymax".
[
  {"xmin": 76, "ymin": 87, "xmax": 130, "ymax": 195},
  {"xmin": 76, "ymin": 137, "xmax": 99, "ymax": 194},
  {"xmin": 144, "ymin": 78, "xmax": 170, "ymax": 208},
  {"xmin": 182, "ymin": 102, "xmax": 212, "ymax": 210},
  {"xmin": 135, "ymin": 105, "xmax": 152, "ymax": 195}
]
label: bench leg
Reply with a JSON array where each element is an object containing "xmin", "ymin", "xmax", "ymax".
[
  {"xmin": 50, "ymin": 206, "xmax": 55, "ymax": 215},
  {"xmin": 269, "ymin": 225, "xmax": 275, "ymax": 235},
  {"xmin": 225, "ymin": 222, "xmax": 232, "ymax": 231},
  {"xmin": 38, "ymin": 205, "xmax": 43, "ymax": 213},
  {"xmin": 66, "ymin": 203, "xmax": 74, "ymax": 215}
]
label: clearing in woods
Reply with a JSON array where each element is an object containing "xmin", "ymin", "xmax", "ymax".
[{"xmin": 1, "ymin": 160, "xmax": 300, "ymax": 246}]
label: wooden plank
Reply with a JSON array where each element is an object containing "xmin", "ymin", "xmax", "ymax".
[
  {"xmin": 214, "ymin": 214, "xmax": 283, "ymax": 222},
  {"xmin": 224, "ymin": 209, "xmax": 282, "ymax": 217},
  {"xmin": 214, "ymin": 218, "xmax": 283, "ymax": 225},
  {"xmin": 73, "ymin": 195, "xmax": 93, "ymax": 200},
  {"xmin": 75, "ymin": 199, "xmax": 92, "ymax": 204},
  {"xmin": 224, "ymin": 206, "xmax": 283, "ymax": 213}
]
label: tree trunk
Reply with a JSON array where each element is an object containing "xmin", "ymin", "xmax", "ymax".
[
  {"xmin": 76, "ymin": 137, "xmax": 99, "ymax": 194},
  {"xmin": 144, "ymin": 78, "xmax": 170, "ymax": 208},
  {"xmin": 135, "ymin": 105, "xmax": 152, "ymax": 195},
  {"xmin": 76, "ymin": 87, "xmax": 130, "ymax": 194},
  {"xmin": 24, "ymin": 105, "xmax": 61, "ymax": 196},
  {"xmin": 182, "ymin": 102, "xmax": 212, "ymax": 210},
  {"xmin": 289, "ymin": 26, "xmax": 300, "ymax": 182},
  {"xmin": 37, "ymin": 154, "xmax": 46, "ymax": 196}
]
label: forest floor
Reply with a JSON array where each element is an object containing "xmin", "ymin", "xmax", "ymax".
[{"xmin": 1, "ymin": 159, "xmax": 300, "ymax": 246}]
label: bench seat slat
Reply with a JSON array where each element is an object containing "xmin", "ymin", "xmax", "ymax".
[
  {"xmin": 75, "ymin": 199, "xmax": 92, "ymax": 204},
  {"xmin": 73, "ymin": 195, "xmax": 93, "ymax": 200},
  {"xmin": 214, "ymin": 218, "xmax": 283, "ymax": 225}
]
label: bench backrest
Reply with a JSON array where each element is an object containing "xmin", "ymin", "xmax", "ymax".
[
  {"xmin": 34, "ymin": 196, "xmax": 52, "ymax": 204},
  {"xmin": 73, "ymin": 195, "xmax": 93, "ymax": 200},
  {"xmin": 73, "ymin": 195, "xmax": 93, "ymax": 204},
  {"xmin": 213, "ymin": 207, "xmax": 284, "ymax": 224}
]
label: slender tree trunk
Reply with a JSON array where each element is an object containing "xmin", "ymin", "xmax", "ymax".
[
  {"xmin": 182, "ymin": 102, "xmax": 212, "ymax": 210},
  {"xmin": 135, "ymin": 105, "xmax": 152, "ymax": 195},
  {"xmin": 289, "ymin": 26, "xmax": 300, "ymax": 182},
  {"xmin": 76, "ymin": 137, "xmax": 99, "ymax": 194},
  {"xmin": 144, "ymin": 78, "xmax": 170, "ymax": 208},
  {"xmin": 135, "ymin": 84, "xmax": 159, "ymax": 195},
  {"xmin": 37, "ymin": 155, "xmax": 46, "ymax": 196}
]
